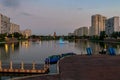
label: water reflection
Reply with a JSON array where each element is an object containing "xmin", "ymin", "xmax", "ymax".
[
  {"xmin": 0, "ymin": 40, "xmax": 120, "ymax": 63},
  {"xmin": 75, "ymin": 40, "xmax": 89, "ymax": 54},
  {"xmin": 75, "ymin": 40, "xmax": 120, "ymax": 55},
  {"xmin": 11, "ymin": 43, "xmax": 14, "ymax": 53},
  {"xmin": 0, "ymin": 42, "xmax": 19, "ymax": 61},
  {"xmin": 5, "ymin": 44, "xmax": 8, "ymax": 53},
  {"xmin": 0, "ymin": 40, "xmax": 120, "ymax": 80},
  {"xmin": 21, "ymin": 41, "xmax": 31, "ymax": 48}
]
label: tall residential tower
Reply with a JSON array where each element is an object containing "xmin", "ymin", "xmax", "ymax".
[
  {"xmin": 105, "ymin": 16, "xmax": 119, "ymax": 36},
  {"xmin": 0, "ymin": 13, "xmax": 10, "ymax": 34},
  {"xmin": 10, "ymin": 23, "xmax": 20, "ymax": 34},
  {"xmin": 91, "ymin": 14, "xmax": 106, "ymax": 36}
]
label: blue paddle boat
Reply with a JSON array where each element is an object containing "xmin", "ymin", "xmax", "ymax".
[
  {"xmin": 45, "ymin": 55, "xmax": 61, "ymax": 64},
  {"xmin": 61, "ymin": 52, "xmax": 76, "ymax": 57}
]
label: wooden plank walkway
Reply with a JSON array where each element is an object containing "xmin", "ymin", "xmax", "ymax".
[{"xmin": 13, "ymin": 55, "xmax": 120, "ymax": 80}]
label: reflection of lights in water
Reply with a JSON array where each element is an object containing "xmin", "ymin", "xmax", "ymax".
[
  {"xmin": 59, "ymin": 38, "xmax": 64, "ymax": 44},
  {"xmin": 59, "ymin": 43, "xmax": 65, "ymax": 48},
  {"xmin": 5, "ymin": 44, "xmax": 8, "ymax": 53},
  {"xmin": 40, "ymin": 40, "xmax": 42, "ymax": 45},
  {"xmin": 11, "ymin": 43, "xmax": 14, "ymax": 53},
  {"xmin": 104, "ymin": 44, "xmax": 106, "ymax": 48},
  {"xmin": 38, "ymin": 40, "xmax": 42, "ymax": 45},
  {"xmin": 25, "ymin": 41, "xmax": 29, "ymax": 48},
  {"xmin": 22, "ymin": 41, "xmax": 30, "ymax": 48}
]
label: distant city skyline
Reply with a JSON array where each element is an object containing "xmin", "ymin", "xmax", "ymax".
[{"xmin": 0, "ymin": 0, "xmax": 120, "ymax": 35}]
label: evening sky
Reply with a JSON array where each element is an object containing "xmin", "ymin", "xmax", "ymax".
[{"xmin": 0, "ymin": 0, "xmax": 119, "ymax": 35}]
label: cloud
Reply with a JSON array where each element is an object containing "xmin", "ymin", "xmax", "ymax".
[
  {"xmin": 20, "ymin": 12, "xmax": 33, "ymax": 16},
  {"xmin": 77, "ymin": 8, "xmax": 83, "ymax": 10},
  {"xmin": 1, "ymin": 0, "xmax": 20, "ymax": 8}
]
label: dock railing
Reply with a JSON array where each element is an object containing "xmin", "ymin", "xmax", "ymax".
[{"xmin": 0, "ymin": 60, "xmax": 49, "ymax": 74}]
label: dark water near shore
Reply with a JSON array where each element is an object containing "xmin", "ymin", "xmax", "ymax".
[{"xmin": 0, "ymin": 40, "xmax": 120, "ymax": 79}]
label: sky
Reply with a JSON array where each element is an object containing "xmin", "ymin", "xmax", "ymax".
[{"xmin": 0, "ymin": 0, "xmax": 120, "ymax": 35}]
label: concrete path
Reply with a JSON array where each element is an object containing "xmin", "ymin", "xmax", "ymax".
[{"xmin": 59, "ymin": 55, "xmax": 120, "ymax": 80}]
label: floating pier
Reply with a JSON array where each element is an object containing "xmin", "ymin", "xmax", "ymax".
[{"xmin": 0, "ymin": 61, "xmax": 49, "ymax": 74}]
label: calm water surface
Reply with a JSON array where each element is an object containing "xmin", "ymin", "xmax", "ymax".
[
  {"xmin": 0, "ymin": 40, "xmax": 81, "ymax": 64},
  {"xmin": 0, "ymin": 40, "xmax": 120, "ymax": 79}
]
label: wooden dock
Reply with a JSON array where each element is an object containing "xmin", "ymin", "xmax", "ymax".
[{"xmin": 0, "ymin": 61, "xmax": 49, "ymax": 74}]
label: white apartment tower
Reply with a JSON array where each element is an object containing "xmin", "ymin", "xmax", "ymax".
[
  {"xmin": 0, "ymin": 13, "xmax": 10, "ymax": 34},
  {"xmin": 74, "ymin": 27, "xmax": 89, "ymax": 36},
  {"xmin": 21, "ymin": 29, "xmax": 32, "ymax": 38},
  {"xmin": 91, "ymin": 14, "xmax": 106, "ymax": 36},
  {"xmin": 10, "ymin": 23, "xmax": 20, "ymax": 34},
  {"xmin": 105, "ymin": 16, "xmax": 119, "ymax": 36}
]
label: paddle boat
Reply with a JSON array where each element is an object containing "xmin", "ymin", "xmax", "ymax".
[
  {"xmin": 45, "ymin": 52, "xmax": 76, "ymax": 64},
  {"xmin": 45, "ymin": 55, "xmax": 61, "ymax": 64},
  {"xmin": 61, "ymin": 52, "xmax": 76, "ymax": 57}
]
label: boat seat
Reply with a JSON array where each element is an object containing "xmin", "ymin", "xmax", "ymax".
[
  {"xmin": 108, "ymin": 48, "xmax": 116, "ymax": 55},
  {"xmin": 86, "ymin": 47, "xmax": 92, "ymax": 55}
]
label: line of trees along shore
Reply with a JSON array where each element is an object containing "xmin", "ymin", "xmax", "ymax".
[
  {"xmin": 0, "ymin": 31, "xmax": 120, "ymax": 42},
  {"xmin": 0, "ymin": 32, "xmax": 24, "ymax": 42}
]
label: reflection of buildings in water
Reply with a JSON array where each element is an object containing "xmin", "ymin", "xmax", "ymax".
[
  {"xmin": 102, "ymin": 43, "xmax": 119, "ymax": 54},
  {"xmin": 11, "ymin": 43, "xmax": 14, "ymax": 53},
  {"xmin": 0, "ymin": 42, "xmax": 19, "ymax": 60},
  {"xmin": 21, "ymin": 41, "xmax": 31, "ymax": 48},
  {"xmin": 0, "ymin": 44, "xmax": 10, "ymax": 60},
  {"xmin": 75, "ymin": 40, "xmax": 101, "ymax": 54},
  {"xmin": 9, "ymin": 43, "xmax": 19, "ymax": 53},
  {"xmin": 0, "ymin": 50, "xmax": 10, "ymax": 60},
  {"xmin": 90, "ymin": 42, "xmax": 100, "ymax": 54},
  {"xmin": 75, "ymin": 40, "xmax": 89, "ymax": 54},
  {"xmin": 115, "ymin": 45, "xmax": 120, "ymax": 55},
  {"xmin": 5, "ymin": 44, "xmax": 9, "ymax": 53},
  {"xmin": 38, "ymin": 40, "xmax": 42, "ymax": 45},
  {"xmin": 75, "ymin": 40, "xmax": 120, "ymax": 55}
]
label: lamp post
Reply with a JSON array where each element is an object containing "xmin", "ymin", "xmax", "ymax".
[
  {"xmin": 0, "ymin": 60, "xmax": 2, "ymax": 69},
  {"xmin": 32, "ymin": 61, "xmax": 35, "ymax": 70},
  {"xmin": 21, "ymin": 61, "xmax": 24, "ymax": 70}
]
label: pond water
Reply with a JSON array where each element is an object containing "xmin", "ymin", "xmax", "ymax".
[{"xmin": 0, "ymin": 40, "xmax": 120, "ymax": 79}]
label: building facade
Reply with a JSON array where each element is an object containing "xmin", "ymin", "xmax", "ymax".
[
  {"xmin": 74, "ymin": 27, "xmax": 89, "ymax": 36},
  {"xmin": 89, "ymin": 26, "xmax": 92, "ymax": 36},
  {"xmin": 74, "ymin": 29, "xmax": 78, "ymax": 36},
  {"xmin": 105, "ymin": 16, "xmax": 119, "ymax": 36},
  {"xmin": 21, "ymin": 29, "xmax": 32, "ymax": 38},
  {"xmin": 68, "ymin": 33, "xmax": 74, "ymax": 36},
  {"xmin": 91, "ymin": 14, "xmax": 106, "ymax": 36},
  {"xmin": 0, "ymin": 13, "xmax": 10, "ymax": 34},
  {"xmin": 10, "ymin": 23, "xmax": 20, "ymax": 34}
]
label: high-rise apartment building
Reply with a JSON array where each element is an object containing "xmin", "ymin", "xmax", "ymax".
[
  {"xmin": 74, "ymin": 27, "xmax": 89, "ymax": 36},
  {"xmin": 105, "ymin": 16, "xmax": 119, "ymax": 36},
  {"xmin": 91, "ymin": 14, "xmax": 106, "ymax": 36},
  {"xmin": 74, "ymin": 29, "xmax": 78, "ymax": 36},
  {"xmin": 0, "ymin": 13, "xmax": 10, "ymax": 34},
  {"xmin": 10, "ymin": 23, "xmax": 20, "ymax": 34},
  {"xmin": 21, "ymin": 29, "xmax": 32, "ymax": 38}
]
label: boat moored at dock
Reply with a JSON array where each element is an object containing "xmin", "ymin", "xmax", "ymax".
[{"xmin": 45, "ymin": 52, "xmax": 76, "ymax": 64}]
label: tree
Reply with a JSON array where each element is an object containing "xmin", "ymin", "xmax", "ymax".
[
  {"xmin": 13, "ymin": 32, "xmax": 23, "ymax": 39},
  {"xmin": 100, "ymin": 31, "xmax": 106, "ymax": 40},
  {"xmin": 111, "ymin": 32, "xmax": 118, "ymax": 39}
]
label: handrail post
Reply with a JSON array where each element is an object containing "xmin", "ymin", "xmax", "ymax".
[
  {"xmin": 32, "ymin": 61, "xmax": 35, "ymax": 70},
  {"xmin": 21, "ymin": 61, "xmax": 24, "ymax": 70},
  {"xmin": 10, "ymin": 61, "xmax": 13, "ymax": 69},
  {"xmin": 0, "ymin": 60, "xmax": 2, "ymax": 69}
]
